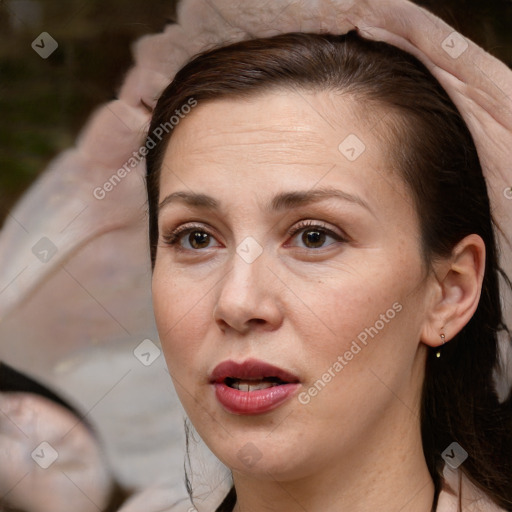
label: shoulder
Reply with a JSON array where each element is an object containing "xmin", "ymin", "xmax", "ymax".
[{"xmin": 437, "ymin": 465, "xmax": 508, "ymax": 512}]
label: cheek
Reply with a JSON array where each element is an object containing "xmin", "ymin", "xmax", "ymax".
[
  {"xmin": 290, "ymin": 249, "xmax": 421, "ymax": 380},
  {"xmin": 152, "ymin": 269, "xmax": 210, "ymax": 373},
  {"xmin": 292, "ymin": 262, "xmax": 397, "ymax": 342}
]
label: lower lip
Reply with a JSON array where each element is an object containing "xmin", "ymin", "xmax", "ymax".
[{"xmin": 213, "ymin": 382, "xmax": 300, "ymax": 415}]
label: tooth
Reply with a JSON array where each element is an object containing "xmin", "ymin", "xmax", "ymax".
[
  {"xmin": 251, "ymin": 383, "xmax": 275, "ymax": 391},
  {"xmin": 231, "ymin": 380, "xmax": 278, "ymax": 391}
]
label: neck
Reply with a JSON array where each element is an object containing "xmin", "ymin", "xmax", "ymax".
[{"xmin": 231, "ymin": 388, "xmax": 435, "ymax": 511}]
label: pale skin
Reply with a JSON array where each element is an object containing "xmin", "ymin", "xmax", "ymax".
[{"xmin": 151, "ymin": 89, "xmax": 485, "ymax": 512}]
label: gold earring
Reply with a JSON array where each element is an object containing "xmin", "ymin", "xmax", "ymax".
[{"xmin": 436, "ymin": 333, "xmax": 446, "ymax": 358}]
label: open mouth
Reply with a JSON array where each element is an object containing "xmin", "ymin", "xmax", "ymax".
[
  {"xmin": 210, "ymin": 359, "xmax": 300, "ymax": 415},
  {"xmin": 224, "ymin": 376, "xmax": 287, "ymax": 391},
  {"xmin": 210, "ymin": 359, "xmax": 299, "ymax": 387}
]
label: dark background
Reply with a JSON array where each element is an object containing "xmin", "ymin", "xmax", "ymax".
[{"xmin": 0, "ymin": 0, "xmax": 511, "ymax": 226}]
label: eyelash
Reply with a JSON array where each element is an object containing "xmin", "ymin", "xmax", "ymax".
[
  {"xmin": 161, "ymin": 220, "xmax": 347, "ymax": 251},
  {"xmin": 162, "ymin": 223, "xmax": 212, "ymax": 248},
  {"xmin": 286, "ymin": 220, "xmax": 347, "ymax": 247}
]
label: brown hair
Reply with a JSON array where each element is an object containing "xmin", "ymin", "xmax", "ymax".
[{"xmin": 145, "ymin": 31, "xmax": 512, "ymax": 511}]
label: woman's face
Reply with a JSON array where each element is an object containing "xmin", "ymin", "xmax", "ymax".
[{"xmin": 152, "ymin": 89, "xmax": 435, "ymax": 480}]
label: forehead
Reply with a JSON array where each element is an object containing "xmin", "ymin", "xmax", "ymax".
[
  {"xmin": 164, "ymin": 89, "xmax": 379, "ymax": 161},
  {"xmin": 158, "ymin": 89, "xmax": 409, "ymax": 213}
]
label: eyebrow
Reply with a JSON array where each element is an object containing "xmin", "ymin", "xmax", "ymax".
[{"xmin": 158, "ymin": 187, "xmax": 374, "ymax": 216}]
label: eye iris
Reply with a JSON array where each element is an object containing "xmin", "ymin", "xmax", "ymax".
[
  {"xmin": 189, "ymin": 231, "xmax": 210, "ymax": 249},
  {"xmin": 302, "ymin": 229, "xmax": 325, "ymax": 248}
]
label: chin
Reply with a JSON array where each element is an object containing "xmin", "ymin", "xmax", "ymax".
[{"xmin": 205, "ymin": 432, "xmax": 314, "ymax": 482}]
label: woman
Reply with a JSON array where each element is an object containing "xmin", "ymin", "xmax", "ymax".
[{"xmin": 142, "ymin": 24, "xmax": 512, "ymax": 512}]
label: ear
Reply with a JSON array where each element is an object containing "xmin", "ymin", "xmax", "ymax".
[{"xmin": 421, "ymin": 234, "xmax": 486, "ymax": 347}]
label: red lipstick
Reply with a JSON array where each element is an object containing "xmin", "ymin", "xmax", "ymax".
[{"xmin": 209, "ymin": 359, "xmax": 300, "ymax": 415}]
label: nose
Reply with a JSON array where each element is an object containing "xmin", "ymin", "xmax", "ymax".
[{"xmin": 213, "ymin": 247, "xmax": 283, "ymax": 335}]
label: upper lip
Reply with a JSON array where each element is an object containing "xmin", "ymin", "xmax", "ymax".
[{"xmin": 209, "ymin": 358, "xmax": 300, "ymax": 384}]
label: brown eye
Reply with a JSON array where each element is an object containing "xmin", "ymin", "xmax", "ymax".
[
  {"xmin": 301, "ymin": 229, "xmax": 327, "ymax": 248},
  {"xmin": 162, "ymin": 224, "xmax": 220, "ymax": 251},
  {"xmin": 288, "ymin": 221, "xmax": 345, "ymax": 250},
  {"xmin": 188, "ymin": 231, "xmax": 211, "ymax": 249}
]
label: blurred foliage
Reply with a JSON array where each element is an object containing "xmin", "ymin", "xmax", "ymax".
[
  {"xmin": 0, "ymin": 0, "xmax": 510, "ymax": 227},
  {"xmin": 0, "ymin": 0, "xmax": 179, "ymax": 224}
]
